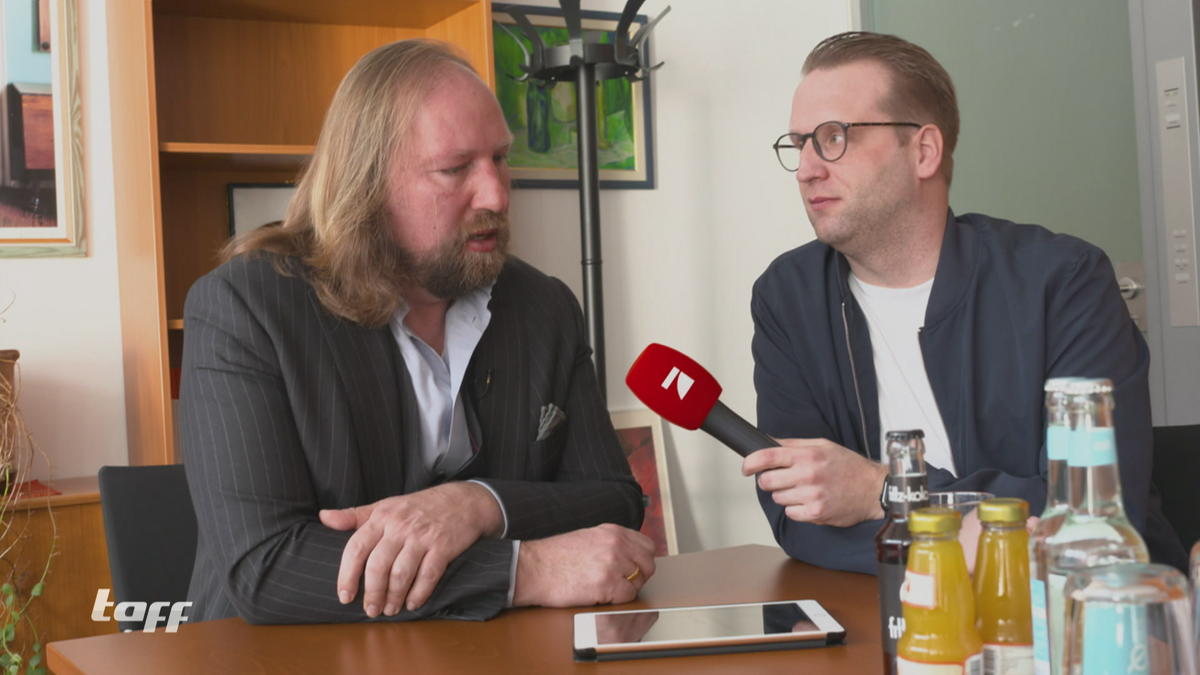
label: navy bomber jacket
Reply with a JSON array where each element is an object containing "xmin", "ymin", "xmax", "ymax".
[{"xmin": 751, "ymin": 210, "xmax": 1186, "ymax": 574}]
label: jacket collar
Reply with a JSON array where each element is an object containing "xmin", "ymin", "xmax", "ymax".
[{"xmin": 833, "ymin": 208, "xmax": 974, "ymax": 328}]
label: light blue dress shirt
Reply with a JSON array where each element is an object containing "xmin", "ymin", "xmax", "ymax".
[{"xmin": 390, "ymin": 283, "xmax": 520, "ymax": 605}]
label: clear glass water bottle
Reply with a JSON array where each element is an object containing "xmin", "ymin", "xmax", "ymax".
[
  {"xmin": 1030, "ymin": 377, "xmax": 1076, "ymax": 675},
  {"xmin": 1045, "ymin": 378, "xmax": 1149, "ymax": 675}
]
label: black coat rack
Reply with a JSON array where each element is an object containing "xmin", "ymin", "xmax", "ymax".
[{"xmin": 497, "ymin": 0, "xmax": 669, "ymax": 399}]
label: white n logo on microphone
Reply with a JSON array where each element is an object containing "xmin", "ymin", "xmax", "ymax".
[{"xmin": 660, "ymin": 367, "xmax": 695, "ymax": 400}]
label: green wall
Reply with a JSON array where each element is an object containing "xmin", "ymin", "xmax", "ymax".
[{"xmin": 871, "ymin": 0, "xmax": 1143, "ymax": 263}]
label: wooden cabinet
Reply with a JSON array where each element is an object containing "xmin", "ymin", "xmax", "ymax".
[{"xmin": 109, "ymin": 0, "xmax": 495, "ymax": 466}]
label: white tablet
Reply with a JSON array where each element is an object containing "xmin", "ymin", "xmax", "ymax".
[{"xmin": 573, "ymin": 599, "xmax": 846, "ymax": 662}]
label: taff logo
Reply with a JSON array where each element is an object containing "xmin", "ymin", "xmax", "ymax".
[
  {"xmin": 92, "ymin": 589, "xmax": 191, "ymax": 633},
  {"xmin": 660, "ymin": 367, "xmax": 694, "ymax": 399}
]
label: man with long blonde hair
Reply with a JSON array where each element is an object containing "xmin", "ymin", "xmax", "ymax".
[{"xmin": 179, "ymin": 39, "xmax": 654, "ymax": 624}]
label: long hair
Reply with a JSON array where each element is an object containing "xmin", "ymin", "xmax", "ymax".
[
  {"xmin": 803, "ymin": 31, "xmax": 959, "ymax": 185},
  {"xmin": 222, "ymin": 39, "xmax": 477, "ymax": 328}
]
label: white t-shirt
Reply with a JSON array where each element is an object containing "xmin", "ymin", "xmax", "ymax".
[{"xmin": 848, "ymin": 273, "xmax": 955, "ymax": 476}]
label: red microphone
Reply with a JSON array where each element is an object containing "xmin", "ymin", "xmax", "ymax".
[{"xmin": 625, "ymin": 343, "xmax": 779, "ymax": 457}]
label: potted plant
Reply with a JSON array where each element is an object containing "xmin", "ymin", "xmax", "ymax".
[{"xmin": 0, "ymin": 298, "xmax": 53, "ymax": 675}]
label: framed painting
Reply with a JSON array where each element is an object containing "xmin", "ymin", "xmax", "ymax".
[
  {"xmin": 226, "ymin": 183, "xmax": 295, "ymax": 238},
  {"xmin": 0, "ymin": 0, "xmax": 84, "ymax": 257},
  {"xmin": 492, "ymin": 3, "xmax": 656, "ymax": 190},
  {"xmin": 611, "ymin": 409, "xmax": 677, "ymax": 556}
]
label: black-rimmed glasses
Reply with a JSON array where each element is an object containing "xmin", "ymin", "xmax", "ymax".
[{"xmin": 772, "ymin": 121, "xmax": 921, "ymax": 171}]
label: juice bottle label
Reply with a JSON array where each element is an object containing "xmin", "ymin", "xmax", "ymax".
[
  {"xmin": 1047, "ymin": 573, "xmax": 1067, "ymax": 675},
  {"xmin": 983, "ymin": 644, "xmax": 1034, "ymax": 675},
  {"xmin": 1030, "ymin": 578, "xmax": 1050, "ymax": 675},
  {"xmin": 879, "ymin": 561, "xmax": 908, "ymax": 668},
  {"xmin": 897, "ymin": 653, "xmax": 983, "ymax": 675},
  {"xmin": 1082, "ymin": 603, "xmax": 1149, "ymax": 674},
  {"xmin": 901, "ymin": 569, "xmax": 936, "ymax": 609}
]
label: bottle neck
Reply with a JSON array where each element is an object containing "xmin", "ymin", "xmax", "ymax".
[
  {"xmin": 1067, "ymin": 426, "xmax": 1126, "ymax": 516},
  {"xmin": 1045, "ymin": 424, "xmax": 1070, "ymax": 508},
  {"xmin": 887, "ymin": 472, "xmax": 930, "ymax": 516},
  {"xmin": 913, "ymin": 530, "xmax": 958, "ymax": 544},
  {"xmin": 887, "ymin": 441, "xmax": 930, "ymax": 516},
  {"xmin": 1069, "ymin": 463, "xmax": 1126, "ymax": 516}
]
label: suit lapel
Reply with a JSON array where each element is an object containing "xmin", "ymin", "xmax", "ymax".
[
  {"xmin": 468, "ymin": 267, "xmax": 532, "ymax": 480},
  {"xmin": 310, "ymin": 293, "xmax": 409, "ymax": 501}
]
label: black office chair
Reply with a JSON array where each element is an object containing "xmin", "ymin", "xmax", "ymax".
[
  {"xmin": 1151, "ymin": 425, "xmax": 1200, "ymax": 559},
  {"xmin": 98, "ymin": 464, "xmax": 198, "ymax": 632}
]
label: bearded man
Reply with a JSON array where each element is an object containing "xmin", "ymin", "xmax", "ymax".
[{"xmin": 179, "ymin": 39, "xmax": 653, "ymax": 624}]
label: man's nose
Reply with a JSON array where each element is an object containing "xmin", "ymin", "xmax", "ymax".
[
  {"xmin": 795, "ymin": 141, "xmax": 827, "ymax": 184},
  {"xmin": 473, "ymin": 161, "xmax": 510, "ymax": 213}
]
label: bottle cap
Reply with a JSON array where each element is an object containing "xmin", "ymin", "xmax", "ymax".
[
  {"xmin": 885, "ymin": 430, "xmax": 924, "ymax": 441},
  {"xmin": 908, "ymin": 507, "xmax": 961, "ymax": 534},
  {"xmin": 1063, "ymin": 378, "xmax": 1113, "ymax": 395},
  {"xmin": 978, "ymin": 498, "xmax": 1029, "ymax": 523},
  {"xmin": 1044, "ymin": 377, "xmax": 1077, "ymax": 393}
]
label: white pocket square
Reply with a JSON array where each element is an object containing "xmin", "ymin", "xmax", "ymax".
[{"xmin": 537, "ymin": 403, "xmax": 567, "ymax": 441}]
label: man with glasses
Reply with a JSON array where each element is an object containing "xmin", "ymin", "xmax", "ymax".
[{"xmin": 743, "ymin": 31, "xmax": 1185, "ymax": 573}]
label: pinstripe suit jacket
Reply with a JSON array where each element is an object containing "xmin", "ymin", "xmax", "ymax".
[{"xmin": 179, "ymin": 254, "xmax": 643, "ymax": 624}]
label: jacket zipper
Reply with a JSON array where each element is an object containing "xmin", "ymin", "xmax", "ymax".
[
  {"xmin": 916, "ymin": 327, "xmax": 955, "ymax": 474},
  {"xmin": 842, "ymin": 301, "xmax": 873, "ymax": 461}
]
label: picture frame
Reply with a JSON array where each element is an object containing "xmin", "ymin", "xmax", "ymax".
[
  {"xmin": 226, "ymin": 183, "xmax": 295, "ymax": 238},
  {"xmin": 611, "ymin": 408, "xmax": 677, "ymax": 556},
  {"xmin": 0, "ymin": 0, "xmax": 84, "ymax": 257},
  {"xmin": 492, "ymin": 3, "xmax": 656, "ymax": 190}
]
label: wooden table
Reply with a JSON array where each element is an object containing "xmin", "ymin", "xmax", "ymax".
[{"xmin": 48, "ymin": 544, "xmax": 883, "ymax": 675}]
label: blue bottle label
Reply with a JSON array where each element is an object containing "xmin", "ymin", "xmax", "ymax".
[
  {"xmin": 1046, "ymin": 426, "xmax": 1069, "ymax": 461},
  {"xmin": 1067, "ymin": 428, "xmax": 1116, "ymax": 467},
  {"xmin": 1030, "ymin": 578, "xmax": 1050, "ymax": 675},
  {"xmin": 1082, "ymin": 603, "xmax": 1148, "ymax": 674}
]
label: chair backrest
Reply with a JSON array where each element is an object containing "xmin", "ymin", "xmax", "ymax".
[
  {"xmin": 97, "ymin": 464, "xmax": 198, "ymax": 631},
  {"xmin": 1151, "ymin": 425, "xmax": 1200, "ymax": 555}
]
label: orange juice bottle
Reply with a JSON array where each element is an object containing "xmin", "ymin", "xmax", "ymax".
[
  {"xmin": 973, "ymin": 499, "xmax": 1033, "ymax": 675},
  {"xmin": 898, "ymin": 507, "xmax": 983, "ymax": 675}
]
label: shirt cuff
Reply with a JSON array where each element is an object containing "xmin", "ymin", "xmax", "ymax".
[
  {"xmin": 507, "ymin": 540, "xmax": 520, "ymax": 608},
  {"xmin": 468, "ymin": 479, "xmax": 510, "ymax": 538}
]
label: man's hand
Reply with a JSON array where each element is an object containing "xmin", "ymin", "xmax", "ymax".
[
  {"xmin": 513, "ymin": 524, "xmax": 656, "ymax": 608},
  {"xmin": 742, "ymin": 438, "xmax": 888, "ymax": 527},
  {"xmin": 319, "ymin": 481, "xmax": 504, "ymax": 617}
]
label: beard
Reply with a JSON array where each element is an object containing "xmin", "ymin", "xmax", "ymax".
[{"xmin": 398, "ymin": 210, "xmax": 511, "ymax": 301}]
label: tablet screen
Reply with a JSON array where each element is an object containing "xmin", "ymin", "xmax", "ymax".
[{"xmin": 593, "ymin": 601, "xmax": 820, "ymax": 645}]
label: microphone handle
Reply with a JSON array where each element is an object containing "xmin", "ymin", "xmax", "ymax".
[{"xmin": 699, "ymin": 400, "xmax": 780, "ymax": 457}]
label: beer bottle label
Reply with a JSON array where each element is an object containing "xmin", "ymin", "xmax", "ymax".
[{"xmin": 878, "ymin": 561, "xmax": 907, "ymax": 667}]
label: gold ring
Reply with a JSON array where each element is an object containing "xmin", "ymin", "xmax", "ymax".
[{"xmin": 625, "ymin": 563, "xmax": 641, "ymax": 583}]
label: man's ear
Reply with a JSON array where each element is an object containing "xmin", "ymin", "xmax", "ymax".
[{"xmin": 913, "ymin": 124, "xmax": 944, "ymax": 181}]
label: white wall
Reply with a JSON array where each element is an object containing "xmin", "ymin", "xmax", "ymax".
[
  {"xmin": 0, "ymin": 0, "xmax": 126, "ymax": 480},
  {"xmin": 508, "ymin": 1, "xmax": 851, "ymax": 551}
]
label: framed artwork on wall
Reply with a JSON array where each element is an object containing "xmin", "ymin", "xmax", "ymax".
[
  {"xmin": 611, "ymin": 408, "xmax": 677, "ymax": 556},
  {"xmin": 227, "ymin": 183, "xmax": 295, "ymax": 238},
  {"xmin": 0, "ymin": 0, "xmax": 84, "ymax": 257},
  {"xmin": 492, "ymin": 3, "xmax": 656, "ymax": 190}
]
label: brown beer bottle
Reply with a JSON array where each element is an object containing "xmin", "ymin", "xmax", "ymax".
[{"xmin": 876, "ymin": 429, "xmax": 931, "ymax": 675}]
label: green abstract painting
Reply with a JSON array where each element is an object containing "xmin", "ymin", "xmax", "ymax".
[{"xmin": 492, "ymin": 5, "xmax": 654, "ymax": 189}]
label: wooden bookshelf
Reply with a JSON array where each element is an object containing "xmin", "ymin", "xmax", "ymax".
[{"xmin": 109, "ymin": 0, "xmax": 495, "ymax": 465}]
